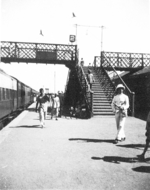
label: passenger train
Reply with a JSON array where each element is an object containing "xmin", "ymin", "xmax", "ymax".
[{"xmin": 0, "ymin": 68, "xmax": 38, "ymax": 122}]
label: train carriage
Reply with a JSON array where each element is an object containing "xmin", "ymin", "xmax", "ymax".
[
  {"xmin": 0, "ymin": 69, "xmax": 17, "ymax": 119},
  {"xmin": 0, "ymin": 68, "xmax": 38, "ymax": 122}
]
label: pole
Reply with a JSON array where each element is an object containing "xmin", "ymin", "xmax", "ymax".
[
  {"xmin": 101, "ymin": 26, "xmax": 104, "ymax": 52},
  {"xmin": 54, "ymin": 64, "xmax": 56, "ymax": 93},
  {"xmin": 75, "ymin": 24, "xmax": 77, "ymax": 45}
]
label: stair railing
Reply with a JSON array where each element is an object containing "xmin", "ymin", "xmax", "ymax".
[
  {"xmin": 75, "ymin": 65, "xmax": 93, "ymax": 117},
  {"xmin": 93, "ymin": 55, "xmax": 116, "ymax": 104},
  {"xmin": 64, "ymin": 69, "xmax": 70, "ymax": 94},
  {"xmin": 102, "ymin": 53, "xmax": 135, "ymax": 116}
]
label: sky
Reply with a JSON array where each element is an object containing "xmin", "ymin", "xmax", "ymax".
[{"xmin": 0, "ymin": 0, "xmax": 150, "ymax": 92}]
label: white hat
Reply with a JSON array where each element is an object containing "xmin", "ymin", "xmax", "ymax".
[{"xmin": 116, "ymin": 84, "xmax": 125, "ymax": 90}]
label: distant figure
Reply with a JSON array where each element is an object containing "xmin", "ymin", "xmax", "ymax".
[
  {"xmin": 88, "ymin": 63, "xmax": 91, "ymax": 68},
  {"xmin": 80, "ymin": 58, "xmax": 84, "ymax": 67},
  {"xmin": 58, "ymin": 91, "xmax": 64, "ymax": 117},
  {"xmin": 111, "ymin": 84, "xmax": 129, "ymax": 144},
  {"xmin": 51, "ymin": 93, "xmax": 60, "ymax": 120},
  {"xmin": 36, "ymin": 88, "xmax": 48, "ymax": 128},
  {"xmin": 87, "ymin": 69, "xmax": 95, "ymax": 93},
  {"xmin": 137, "ymin": 111, "xmax": 150, "ymax": 160}
]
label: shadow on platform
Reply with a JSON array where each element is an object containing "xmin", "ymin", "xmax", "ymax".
[
  {"xmin": 10, "ymin": 125, "xmax": 40, "ymax": 128},
  {"xmin": 69, "ymin": 138, "xmax": 114, "ymax": 143},
  {"xmin": 91, "ymin": 156, "xmax": 150, "ymax": 164},
  {"xmin": 117, "ymin": 144, "xmax": 150, "ymax": 150},
  {"xmin": 132, "ymin": 166, "xmax": 150, "ymax": 173},
  {"xmin": 91, "ymin": 156, "xmax": 138, "ymax": 164}
]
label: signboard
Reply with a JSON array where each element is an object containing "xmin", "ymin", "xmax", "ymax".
[
  {"xmin": 69, "ymin": 35, "xmax": 76, "ymax": 43},
  {"xmin": 36, "ymin": 51, "xmax": 57, "ymax": 60}
]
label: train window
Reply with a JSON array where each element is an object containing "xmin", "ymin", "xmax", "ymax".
[
  {"xmin": 11, "ymin": 89, "xmax": 13, "ymax": 99},
  {"xmin": 2, "ymin": 88, "xmax": 5, "ymax": 100},
  {"xmin": 0, "ymin": 88, "xmax": 1, "ymax": 101},
  {"xmin": 15, "ymin": 90, "xmax": 17, "ymax": 98},
  {"xmin": 6, "ymin": 89, "xmax": 9, "ymax": 99}
]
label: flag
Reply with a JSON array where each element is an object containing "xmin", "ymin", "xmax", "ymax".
[
  {"xmin": 40, "ymin": 30, "xmax": 44, "ymax": 36},
  {"xmin": 72, "ymin": 12, "xmax": 76, "ymax": 17}
]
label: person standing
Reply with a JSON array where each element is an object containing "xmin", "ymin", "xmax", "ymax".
[
  {"xmin": 51, "ymin": 93, "xmax": 60, "ymax": 120},
  {"xmin": 58, "ymin": 91, "xmax": 64, "ymax": 117},
  {"xmin": 36, "ymin": 88, "xmax": 48, "ymax": 128},
  {"xmin": 111, "ymin": 84, "xmax": 129, "ymax": 144},
  {"xmin": 87, "ymin": 69, "xmax": 95, "ymax": 93},
  {"xmin": 80, "ymin": 58, "xmax": 84, "ymax": 67},
  {"xmin": 137, "ymin": 111, "xmax": 150, "ymax": 160}
]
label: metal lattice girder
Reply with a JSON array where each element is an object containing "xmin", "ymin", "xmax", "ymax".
[
  {"xmin": 1, "ymin": 41, "xmax": 77, "ymax": 66},
  {"xmin": 94, "ymin": 51, "xmax": 150, "ymax": 71}
]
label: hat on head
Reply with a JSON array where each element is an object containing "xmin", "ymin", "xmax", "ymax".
[{"xmin": 116, "ymin": 84, "xmax": 125, "ymax": 90}]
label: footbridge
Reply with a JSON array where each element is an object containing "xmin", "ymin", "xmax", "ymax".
[
  {"xmin": 1, "ymin": 41, "xmax": 150, "ymax": 118},
  {"xmin": 1, "ymin": 41, "xmax": 150, "ymax": 71},
  {"xmin": 95, "ymin": 51, "xmax": 150, "ymax": 72},
  {"xmin": 1, "ymin": 41, "xmax": 77, "ymax": 69}
]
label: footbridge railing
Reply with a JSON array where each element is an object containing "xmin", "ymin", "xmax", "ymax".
[
  {"xmin": 94, "ymin": 51, "xmax": 150, "ymax": 71},
  {"xmin": 1, "ymin": 41, "xmax": 77, "ymax": 68}
]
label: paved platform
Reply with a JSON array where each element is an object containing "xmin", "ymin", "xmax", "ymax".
[{"xmin": 0, "ymin": 103, "xmax": 150, "ymax": 190}]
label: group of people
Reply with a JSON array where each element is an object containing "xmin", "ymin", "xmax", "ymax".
[
  {"xmin": 35, "ymin": 89, "xmax": 64, "ymax": 128},
  {"xmin": 111, "ymin": 83, "xmax": 150, "ymax": 160},
  {"xmin": 35, "ymin": 84, "xmax": 150, "ymax": 161}
]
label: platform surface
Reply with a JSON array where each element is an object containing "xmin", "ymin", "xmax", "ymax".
[{"xmin": 0, "ymin": 103, "xmax": 150, "ymax": 190}]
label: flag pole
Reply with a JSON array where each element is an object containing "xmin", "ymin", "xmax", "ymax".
[{"xmin": 75, "ymin": 24, "xmax": 77, "ymax": 45}]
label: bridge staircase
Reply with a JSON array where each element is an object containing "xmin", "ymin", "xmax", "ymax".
[
  {"xmin": 63, "ymin": 66, "xmax": 93, "ymax": 118},
  {"xmin": 82, "ymin": 67, "xmax": 114, "ymax": 116}
]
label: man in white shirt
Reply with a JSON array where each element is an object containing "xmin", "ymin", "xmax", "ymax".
[
  {"xmin": 87, "ymin": 69, "xmax": 95, "ymax": 93},
  {"xmin": 51, "ymin": 93, "xmax": 60, "ymax": 120},
  {"xmin": 36, "ymin": 88, "xmax": 49, "ymax": 128},
  {"xmin": 111, "ymin": 84, "xmax": 129, "ymax": 144}
]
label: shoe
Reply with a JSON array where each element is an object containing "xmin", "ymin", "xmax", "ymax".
[
  {"xmin": 114, "ymin": 139, "xmax": 119, "ymax": 144},
  {"xmin": 121, "ymin": 137, "xmax": 126, "ymax": 142},
  {"xmin": 56, "ymin": 118, "xmax": 58, "ymax": 121},
  {"xmin": 137, "ymin": 154, "xmax": 145, "ymax": 161}
]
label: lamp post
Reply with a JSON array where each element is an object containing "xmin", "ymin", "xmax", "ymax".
[{"xmin": 54, "ymin": 64, "xmax": 56, "ymax": 93}]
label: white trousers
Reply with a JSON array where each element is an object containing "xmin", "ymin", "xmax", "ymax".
[
  {"xmin": 115, "ymin": 112, "xmax": 126, "ymax": 140},
  {"xmin": 39, "ymin": 108, "xmax": 45, "ymax": 126}
]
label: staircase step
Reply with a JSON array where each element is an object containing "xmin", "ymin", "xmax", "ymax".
[
  {"xmin": 80, "ymin": 66, "xmax": 115, "ymax": 116},
  {"xmin": 93, "ymin": 112, "xmax": 114, "ymax": 115},
  {"xmin": 93, "ymin": 102, "xmax": 111, "ymax": 106},
  {"xmin": 93, "ymin": 105, "xmax": 111, "ymax": 108}
]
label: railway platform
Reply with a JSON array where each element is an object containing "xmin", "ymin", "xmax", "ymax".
[{"xmin": 0, "ymin": 103, "xmax": 150, "ymax": 190}]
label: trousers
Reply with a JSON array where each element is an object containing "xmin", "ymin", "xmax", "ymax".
[{"xmin": 39, "ymin": 108, "xmax": 45, "ymax": 126}]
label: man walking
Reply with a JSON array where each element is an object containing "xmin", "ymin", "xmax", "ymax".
[
  {"xmin": 87, "ymin": 69, "xmax": 95, "ymax": 93},
  {"xmin": 36, "ymin": 88, "xmax": 48, "ymax": 128}
]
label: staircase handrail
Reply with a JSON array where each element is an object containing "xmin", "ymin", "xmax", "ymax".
[
  {"xmin": 64, "ymin": 69, "xmax": 70, "ymax": 94},
  {"xmin": 75, "ymin": 65, "xmax": 93, "ymax": 117},
  {"xmin": 103, "ymin": 54, "xmax": 133, "ymax": 94},
  {"xmin": 80, "ymin": 65, "xmax": 89, "ymax": 86},
  {"xmin": 102, "ymin": 54, "xmax": 135, "ymax": 116}
]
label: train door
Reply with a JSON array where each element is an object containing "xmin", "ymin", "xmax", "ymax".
[{"xmin": 12, "ymin": 78, "xmax": 17, "ymax": 110}]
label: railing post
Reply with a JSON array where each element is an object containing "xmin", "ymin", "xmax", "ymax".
[
  {"xmin": 15, "ymin": 42, "xmax": 17, "ymax": 58},
  {"xmin": 100, "ymin": 51, "xmax": 102, "ymax": 67},
  {"xmin": 141, "ymin": 54, "xmax": 144, "ymax": 68},
  {"xmin": 90, "ymin": 92, "xmax": 93, "ymax": 117},
  {"xmin": 131, "ymin": 92, "xmax": 135, "ymax": 117}
]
